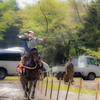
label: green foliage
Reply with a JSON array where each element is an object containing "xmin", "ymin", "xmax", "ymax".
[
  {"xmin": 79, "ymin": 47, "xmax": 100, "ymax": 59},
  {"xmin": 0, "ymin": 0, "xmax": 16, "ymax": 40},
  {"xmin": 77, "ymin": 0, "xmax": 100, "ymax": 51},
  {"xmin": 19, "ymin": 0, "xmax": 78, "ymax": 65},
  {"xmin": 2, "ymin": 0, "xmax": 100, "ymax": 65},
  {"xmin": 69, "ymin": 48, "xmax": 76, "ymax": 56}
]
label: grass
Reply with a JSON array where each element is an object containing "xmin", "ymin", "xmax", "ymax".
[
  {"xmin": 0, "ymin": 76, "xmax": 99, "ymax": 95},
  {"xmin": 0, "ymin": 76, "xmax": 20, "ymax": 83},
  {"xmin": 38, "ymin": 79, "xmax": 97, "ymax": 95}
]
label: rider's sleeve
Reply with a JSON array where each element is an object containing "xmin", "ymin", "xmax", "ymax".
[
  {"xmin": 36, "ymin": 38, "xmax": 42, "ymax": 44},
  {"xmin": 19, "ymin": 38, "xmax": 29, "ymax": 42}
]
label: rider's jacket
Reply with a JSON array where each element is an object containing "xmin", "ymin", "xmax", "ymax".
[
  {"xmin": 27, "ymin": 37, "xmax": 42, "ymax": 50},
  {"xmin": 19, "ymin": 36, "xmax": 42, "ymax": 53}
]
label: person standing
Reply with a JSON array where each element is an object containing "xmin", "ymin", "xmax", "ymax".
[{"xmin": 64, "ymin": 55, "xmax": 74, "ymax": 84}]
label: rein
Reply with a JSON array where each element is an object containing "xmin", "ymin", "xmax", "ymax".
[{"xmin": 22, "ymin": 64, "xmax": 38, "ymax": 69}]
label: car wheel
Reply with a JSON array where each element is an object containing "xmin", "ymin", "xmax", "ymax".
[
  {"xmin": 56, "ymin": 72, "xmax": 61, "ymax": 80},
  {"xmin": 87, "ymin": 73, "xmax": 95, "ymax": 80},
  {"xmin": 57, "ymin": 76, "xmax": 60, "ymax": 80},
  {"xmin": 61, "ymin": 72, "xmax": 66, "ymax": 80},
  {"xmin": 82, "ymin": 76, "xmax": 87, "ymax": 80},
  {"xmin": 0, "ymin": 69, "xmax": 6, "ymax": 79}
]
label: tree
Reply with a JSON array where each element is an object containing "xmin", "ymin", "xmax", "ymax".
[
  {"xmin": 0, "ymin": 0, "xmax": 23, "ymax": 48},
  {"xmin": 73, "ymin": 0, "xmax": 100, "ymax": 52},
  {"xmin": 13, "ymin": 0, "xmax": 91, "ymax": 65},
  {"xmin": 18, "ymin": 0, "xmax": 81, "ymax": 65},
  {"xmin": 0, "ymin": 0, "xmax": 16, "ymax": 40},
  {"xmin": 79, "ymin": 47, "xmax": 100, "ymax": 59}
]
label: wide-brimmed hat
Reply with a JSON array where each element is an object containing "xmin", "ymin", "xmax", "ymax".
[{"xmin": 68, "ymin": 55, "xmax": 72, "ymax": 59}]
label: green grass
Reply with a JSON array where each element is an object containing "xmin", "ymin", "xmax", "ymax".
[
  {"xmin": 38, "ymin": 80, "xmax": 97, "ymax": 95},
  {"xmin": 0, "ymin": 76, "xmax": 99, "ymax": 95},
  {"xmin": 0, "ymin": 76, "xmax": 20, "ymax": 83}
]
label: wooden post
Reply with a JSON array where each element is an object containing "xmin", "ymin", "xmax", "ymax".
[
  {"xmin": 41, "ymin": 71, "xmax": 44, "ymax": 93},
  {"xmin": 56, "ymin": 78, "xmax": 61, "ymax": 100},
  {"xmin": 45, "ymin": 73, "xmax": 48, "ymax": 96},
  {"xmin": 38, "ymin": 70, "xmax": 40, "ymax": 90},
  {"xmin": 77, "ymin": 78, "xmax": 82, "ymax": 100},
  {"xmin": 65, "ymin": 79, "xmax": 71, "ymax": 100},
  {"xmin": 95, "ymin": 83, "xmax": 99, "ymax": 100},
  {"xmin": 37, "ymin": 79, "xmax": 39, "ymax": 89},
  {"xmin": 50, "ymin": 76, "xmax": 53, "ymax": 99}
]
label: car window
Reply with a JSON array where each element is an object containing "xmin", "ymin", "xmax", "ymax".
[
  {"xmin": 0, "ymin": 53, "xmax": 21, "ymax": 61},
  {"xmin": 87, "ymin": 58, "xmax": 98, "ymax": 66},
  {"xmin": 79, "ymin": 57, "xmax": 84, "ymax": 63}
]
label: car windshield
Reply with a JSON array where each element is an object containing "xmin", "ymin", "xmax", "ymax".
[{"xmin": 87, "ymin": 58, "xmax": 98, "ymax": 66}]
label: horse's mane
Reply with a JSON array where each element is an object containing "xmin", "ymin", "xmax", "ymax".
[{"xmin": 31, "ymin": 48, "xmax": 37, "ymax": 51}]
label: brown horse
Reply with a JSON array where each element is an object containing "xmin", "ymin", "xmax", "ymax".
[
  {"xmin": 20, "ymin": 48, "xmax": 41, "ymax": 100},
  {"xmin": 63, "ymin": 63, "xmax": 74, "ymax": 83},
  {"xmin": 63, "ymin": 71, "xmax": 74, "ymax": 83}
]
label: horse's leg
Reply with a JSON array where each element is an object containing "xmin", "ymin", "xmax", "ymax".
[
  {"xmin": 20, "ymin": 76, "xmax": 25, "ymax": 90},
  {"xmin": 31, "ymin": 78, "xmax": 38, "ymax": 99},
  {"xmin": 27, "ymin": 81, "xmax": 33, "ymax": 100},
  {"xmin": 25, "ymin": 78, "xmax": 28, "ymax": 98}
]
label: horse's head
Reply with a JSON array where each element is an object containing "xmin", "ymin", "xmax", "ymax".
[{"xmin": 30, "ymin": 48, "xmax": 39, "ymax": 64}]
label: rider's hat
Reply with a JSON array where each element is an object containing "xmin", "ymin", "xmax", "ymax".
[
  {"xmin": 26, "ymin": 31, "xmax": 35, "ymax": 34},
  {"xmin": 68, "ymin": 55, "xmax": 72, "ymax": 60}
]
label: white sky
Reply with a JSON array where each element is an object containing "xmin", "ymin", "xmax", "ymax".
[
  {"xmin": 16, "ymin": 0, "xmax": 91, "ymax": 8},
  {"xmin": 16, "ymin": 0, "xmax": 37, "ymax": 8}
]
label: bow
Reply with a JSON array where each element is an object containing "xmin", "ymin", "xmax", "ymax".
[
  {"xmin": 38, "ymin": 1, "xmax": 57, "ymax": 39},
  {"xmin": 38, "ymin": 1, "xmax": 48, "ymax": 37}
]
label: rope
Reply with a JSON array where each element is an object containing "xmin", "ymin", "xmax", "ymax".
[
  {"xmin": 81, "ymin": 84, "xmax": 89, "ymax": 94},
  {"xmin": 81, "ymin": 84, "xmax": 96, "ymax": 94},
  {"xmin": 71, "ymin": 86, "xmax": 77, "ymax": 92},
  {"xmin": 37, "ymin": 77, "xmax": 100, "ymax": 100},
  {"xmin": 97, "ymin": 90, "xmax": 100, "ymax": 99},
  {"xmin": 22, "ymin": 65, "xmax": 38, "ymax": 69}
]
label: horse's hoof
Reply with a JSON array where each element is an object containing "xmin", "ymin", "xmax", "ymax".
[
  {"xmin": 28, "ymin": 98, "xmax": 31, "ymax": 100},
  {"xmin": 31, "ymin": 96, "xmax": 34, "ymax": 99},
  {"xmin": 31, "ymin": 94, "xmax": 34, "ymax": 99}
]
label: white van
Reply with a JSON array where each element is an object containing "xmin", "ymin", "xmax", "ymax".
[
  {"xmin": 0, "ymin": 48, "xmax": 23, "ymax": 79},
  {"xmin": 0, "ymin": 47, "xmax": 50, "ymax": 79}
]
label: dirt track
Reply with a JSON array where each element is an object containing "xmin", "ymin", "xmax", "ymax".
[{"xmin": 0, "ymin": 81, "xmax": 97, "ymax": 100}]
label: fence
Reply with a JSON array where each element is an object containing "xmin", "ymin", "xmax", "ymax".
[{"xmin": 36, "ymin": 72, "xmax": 100, "ymax": 100}]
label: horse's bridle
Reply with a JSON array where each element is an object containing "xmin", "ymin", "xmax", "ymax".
[{"xmin": 31, "ymin": 51, "xmax": 38, "ymax": 55}]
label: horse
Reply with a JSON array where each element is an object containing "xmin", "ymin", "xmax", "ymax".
[
  {"xmin": 20, "ymin": 48, "xmax": 42, "ymax": 100},
  {"xmin": 63, "ymin": 63, "xmax": 74, "ymax": 84}
]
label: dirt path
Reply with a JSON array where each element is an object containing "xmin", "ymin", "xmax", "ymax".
[{"xmin": 0, "ymin": 82, "xmax": 96, "ymax": 100}]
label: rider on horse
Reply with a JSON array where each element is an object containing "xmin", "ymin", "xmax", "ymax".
[
  {"xmin": 18, "ymin": 31, "xmax": 47, "ymax": 75},
  {"xmin": 64, "ymin": 55, "xmax": 74, "ymax": 84}
]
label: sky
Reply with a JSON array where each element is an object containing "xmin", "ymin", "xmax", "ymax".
[
  {"xmin": 16, "ymin": 0, "xmax": 67, "ymax": 8},
  {"xmin": 16, "ymin": 0, "xmax": 91, "ymax": 8},
  {"xmin": 16, "ymin": 0, "xmax": 37, "ymax": 8}
]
